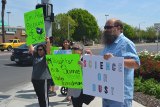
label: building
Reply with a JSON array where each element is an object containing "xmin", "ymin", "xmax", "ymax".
[{"xmin": 0, "ymin": 26, "xmax": 26, "ymax": 43}]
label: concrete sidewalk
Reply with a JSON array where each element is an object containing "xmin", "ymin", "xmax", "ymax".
[{"xmin": 0, "ymin": 82, "xmax": 145, "ymax": 107}]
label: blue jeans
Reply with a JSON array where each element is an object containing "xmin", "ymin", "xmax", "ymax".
[{"xmin": 102, "ymin": 99, "xmax": 132, "ymax": 107}]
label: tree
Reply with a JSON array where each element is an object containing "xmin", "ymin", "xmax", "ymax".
[
  {"xmin": 67, "ymin": 8, "xmax": 99, "ymax": 41},
  {"xmin": 123, "ymin": 23, "xmax": 135, "ymax": 40},
  {"xmin": 1, "ymin": 0, "xmax": 6, "ymax": 43},
  {"xmin": 52, "ymin": 13, "xmax": 77, "ymax": 45},
  {"xmin": 145, "ymin": 26, "xmax": 157, "ymax": 42}
]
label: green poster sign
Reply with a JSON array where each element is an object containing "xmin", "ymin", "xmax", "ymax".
[
  {"xmin": 24, "ymin": 8, "xmax": 46, "ymax": 46},
  {"xmin": 46, "ymin": 54, "xmax": 82, "ymax": 89},
  {"xmin": 50, "ymin": 46, "xmax": 59, "ymax": 54}
]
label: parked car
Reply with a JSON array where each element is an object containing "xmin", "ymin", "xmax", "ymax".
[{"xmin": 10, "ymin": 44, "xmax": 34, "ymax": 65}]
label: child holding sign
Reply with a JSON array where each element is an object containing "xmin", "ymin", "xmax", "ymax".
[{"xmin": 70, "ymin": 43, "xmax": 95, "ymax": 107}]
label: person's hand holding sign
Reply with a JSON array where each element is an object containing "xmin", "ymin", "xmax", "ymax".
[
  {"xmin": 46, "ymin": 37, "xmax": 51, "ymax": 54},
  {"xmin": 103, "ymin": 53, "xmax": 114, "ymax": 60},
  {"xmin": 85, "ymin": 49, "xmax": 92, "ymax": 55}
]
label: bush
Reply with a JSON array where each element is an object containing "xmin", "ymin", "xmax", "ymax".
[
  {"xmin": 134, "ymin": 77, "xmax": 160, "ymax": 99},
  {"xmin": 135, "ymin": 50, "xmax": 160, "ymax": 81}
]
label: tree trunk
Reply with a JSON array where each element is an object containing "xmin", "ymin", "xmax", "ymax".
[{"xmin": 1, "ymin": 0, "xmax": 6, "ymax": 43}]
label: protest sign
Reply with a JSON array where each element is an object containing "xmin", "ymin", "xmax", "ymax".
[
  {"xmin": 50, "ymin": 47, "xmax": 59, "ymax": 54},
  {"xmin": 24, "ymin": 8, "xmax": 46, "ymax": 45},
  {"xmin": 54, "ymin": 50, "xmax": 72, "ymax": 54},
  {"xmin": 46, "ymin": 54, "xmax": 82, "ymax": 89},
  {"xmin": 83, "ymin": 55, "xmax": 124, "ymax": 102}
]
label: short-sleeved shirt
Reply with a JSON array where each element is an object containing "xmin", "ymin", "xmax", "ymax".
[
  {"xmin": 31, "ymin": 54, "xmax": 51, "ymax": 80},
  {"xmin": 100, "ymin": 33, "xmax": 140, "ymax": 99}
]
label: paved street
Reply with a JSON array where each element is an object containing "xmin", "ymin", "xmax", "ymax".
[{"xmin": 0, "ymin": 53, "xmax": 32, "ymax": 93}]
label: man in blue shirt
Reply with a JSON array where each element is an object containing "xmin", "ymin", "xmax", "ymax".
[{"xmin": 86, "ymin": 18, "xmax": 140, "ymax": 107}]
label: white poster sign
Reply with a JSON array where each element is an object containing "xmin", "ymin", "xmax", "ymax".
[
  {"xmin": 54, "ymin": 50, "xmax": 72, "ymax": 54},
  {"xmin": 83, "ymin": 55, "xmax": 124, "ymax": 103}
]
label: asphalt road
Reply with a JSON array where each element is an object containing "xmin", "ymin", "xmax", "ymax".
[
  {"xmin": 0, "ymin": 53, "xmax": 32, "ymax": 93},
  {"xmin": 0, "ymin": 43, "xmax": 159, "ymax": 93}
]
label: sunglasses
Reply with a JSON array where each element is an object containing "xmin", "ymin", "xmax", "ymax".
[
  {"xmin": 104, "ymin": 25, "xmax": 117, "ymax": 29},
  {"xmin": 72, "ymin": 47, "xmax": 81, "ymax": 50},
  {"xmin": 38, "ymin": 49, "xmax": 43, "ymax": 51}
]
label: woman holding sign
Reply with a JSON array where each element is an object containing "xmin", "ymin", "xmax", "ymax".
[
  {"xmin": 28, "ymin": 37, "xmax": 51, "ymax": 107},
  {"xmin": 70, "ymin": 43, "xmax": 95, "ymax": 107}
]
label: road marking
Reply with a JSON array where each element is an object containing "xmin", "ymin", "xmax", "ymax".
[
  {"xmin": 0, "ymin": 59, "xmax": 10, "ymax": 61},
  {"xmin": 0, "ymin": 53, "xmax": 12, "ymax": 56},
  {"xmin": 0, "ymin": 66, "xmax": 11, "ymax": 69}
]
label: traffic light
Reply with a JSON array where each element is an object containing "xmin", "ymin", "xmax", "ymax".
[{"xmin": 36, "ymin": 4, "xmax": 54, "ymax": 22}]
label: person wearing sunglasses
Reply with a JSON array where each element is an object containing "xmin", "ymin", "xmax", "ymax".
[
  {"xmin": 103, "ymin": 19, "xmax": 140, "ymax": 107},
  {"xmin": 68, "ymin": 43, "xmax": 95, "ymax": 107},
  {"xmin": 28, "ymin": 37, "xmax": 51, "ymax": 107},
  {"xmin": 86, "ymin": 18, "xmax": 140, "ymax": 107}
]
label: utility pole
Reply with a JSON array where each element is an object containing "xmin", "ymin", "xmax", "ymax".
[
  {"xmin": 7, "ymin": 11, "xmax": 11, "ymax": 26},
  {"xmin": 154, "ymin": 23, "xmax": 160, "ymax": 53},
  {"xmin": 1, "ymin": 0, "xmax": 7, "ymax": 43},
  {"xmin": 105, "ymin": 14, "xmax": 109, "ymax": 22}
]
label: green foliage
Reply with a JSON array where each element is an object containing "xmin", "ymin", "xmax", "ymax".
[
  {"xmin": 52, "ymin": 13, "xmax": 77, "ymax": 40},
  {"xmin": 143, "ymin": 78, "xmax": 158, "ymax": 96},
  {"xmin": 123, "ymin": 23, "xmax": 135, "ymax": 40},
  {"xmin": 134, "ymin": 77, "xmax": 160, "ymax": 99},
  {"xmin": 154, "ymin": 52, "xmax": 160, "ymax": 61},
  {"xmin": 67, "ymin": 8, "xmax": 99, "ymax": 41},
  {"xmin": 135, "ymin": 51, "xmax": 160, "ymax": 99},
  {"xmin": 134, "ymin": 77, "xmax": 144, "ymax": 92},
  {"xmin": 146, "ymin": 26, "xmax": 157, "ymax": 40}
]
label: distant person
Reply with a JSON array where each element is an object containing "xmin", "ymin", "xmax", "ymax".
[
  {"xmin": 48, "ymin": 36, "xmax": 57, "ymax": 97},
  {"xmin": 86, "ymin": 18, "xmax": 140, "ymax": 107},
  {"xmin": 28, "ymin": 37, "xmax": 51, "ymax": 107},
  {"xmin": 60, "ymin": 39, "xmax": 73, "ymax": 106}
]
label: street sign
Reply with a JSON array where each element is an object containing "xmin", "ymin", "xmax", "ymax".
[{"xmin": 154, "ymin": 23, "xmax": 160, "ymax": 31}]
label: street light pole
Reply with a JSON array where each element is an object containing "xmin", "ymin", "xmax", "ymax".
[
  {"xmin": 138, "ymin": 22, "xmax": 145, "ymax": 43},
  {"xmin": 138, "ymin": 23, "xmax": 141, "ymax": 42},
  {"xmin": 105, "ymin": 14, "xmax": 109, "ymax": 22},
  {"xmin": 7, "ymin": 11, "xmax": 11, "ymax": 26},
  {"xmin": 68, "ymin": 15, "xmax": 70, "ymax": 40}
]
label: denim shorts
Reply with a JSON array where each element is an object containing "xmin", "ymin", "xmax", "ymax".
[{"xmin": 102, "ymin": 99, "xmax": 132, "ymax": 107}]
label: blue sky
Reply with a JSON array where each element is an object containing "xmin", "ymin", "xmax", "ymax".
[{"xmin": 1, "ymin": 0, "xmax": 160, "ymax": 30}]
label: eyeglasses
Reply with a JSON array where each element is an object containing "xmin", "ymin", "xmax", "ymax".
[
  {"xmin": 104, "ymin": 25, "xmax": 117, "ymax": 29},
  {"xmin": 72, "ymin": 47, "xmax": 80, "ymax": 50},
  {"xmin": 38, "ymin": 49, "xmax": 43, "ymax": 51}
]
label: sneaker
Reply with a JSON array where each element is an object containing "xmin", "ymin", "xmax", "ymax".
[
  {"xmin": 67, "ymin": 101, "xmax": 72, "ymax": 106},
  {"xmin": 48, "ymin": 91, "xmax": 57, "ymax": 97}
]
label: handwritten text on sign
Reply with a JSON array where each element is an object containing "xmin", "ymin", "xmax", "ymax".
[
  {"xmin": 24, "ymin": 8, "xmax": 46, "ymax": 45},
  {"xmin": 83, "ymin": 55, "xmax": 124, "ymax": 102},
  {"xmin": 46, "ymin": 54, "xmax": 82, "ymax": 89}
]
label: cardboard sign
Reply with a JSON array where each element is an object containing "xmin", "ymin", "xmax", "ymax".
[
  {"xmin": 54, "ymin": 50, "xmax": 72, "ymax": 54},
  {"xmin": 46, "ymin": 54, "xmax": 82, "ymax": 89},
  {"xmin": 24, "ymin": 8, "xmax": 46, "ymax": 45},
  {"xmin": 83, "ymin": 55, "xmax": 124, "ymax": 102}
]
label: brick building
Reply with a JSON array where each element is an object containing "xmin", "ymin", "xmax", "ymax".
[{"xmin": 0, "ymin": 26, "xmax": 26, "ymax": 43}]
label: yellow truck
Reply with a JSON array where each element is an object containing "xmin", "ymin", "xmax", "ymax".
[{"xmin": 0, "ymin": 39, "xmax": 25, "ymax": 51}]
